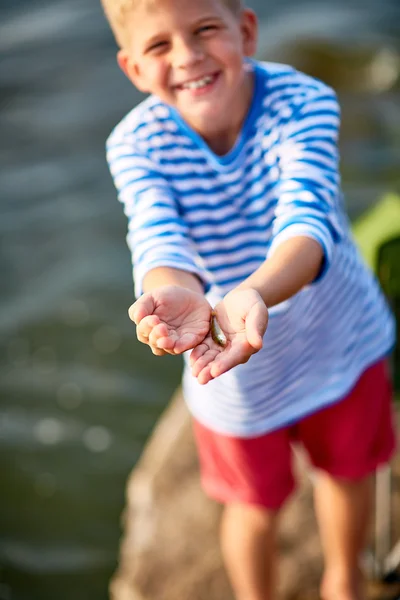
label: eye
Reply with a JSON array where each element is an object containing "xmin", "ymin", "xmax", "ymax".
[
  {"xmin": 196, "ymin": 24, "xmax": 218, "ymax": 35},
  {"xmin": 146, "ymin": 40, "xmax": 168, "ymax": 54}
]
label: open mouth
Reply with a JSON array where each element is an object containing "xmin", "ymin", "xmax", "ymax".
[{"xmin": 175, "ymin": 71, "xmax": 220, "ymax": 93}]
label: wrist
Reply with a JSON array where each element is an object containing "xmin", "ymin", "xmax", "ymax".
[
  {"xmin": 226, "ymin": 286, "xmax": 267, "ymax": 308},
  {"xmin": 235, "ymin": 238, "xmax": 324, "ymax": 307},
  {"xmin": 143, "ymin": 267, "xmax": 204, "ymax": 295}
]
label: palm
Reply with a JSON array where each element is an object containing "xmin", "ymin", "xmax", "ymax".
[
  {"xmin": 190, "ymin": 289, "xmax": 268, "ymax": 384},
  {"xmin": 131, "ymin": 286, "xmax": 211, "ymax": 354}
]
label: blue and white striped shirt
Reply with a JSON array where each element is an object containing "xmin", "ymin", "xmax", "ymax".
[{"xmin": 106, "ymin": 60, "xmax": 395, "ymax": 437}]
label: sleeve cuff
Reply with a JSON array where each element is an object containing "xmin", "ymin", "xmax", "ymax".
[
  {"xmin": 133, "ymin": 259, "xmax": 211, "ymax": 297},
  {"xmin": 268, "ymin": 222, "xmax": 335, "ymax": 282}
]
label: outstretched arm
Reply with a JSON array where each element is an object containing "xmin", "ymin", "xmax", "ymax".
[
  {"xmin": 190, "ymin": 236, "xmax": 324, "ymax": 384},
  {"xmin": 106, "ymin": 136, "xmax": 213, "ymax": 357},
  {"xmin": 236, "ymin": 235, "xmax": 324, "ymax": 306},
  {"xmin": 129, "ymin": 238, "xmax": 322, "ymax": 370}
]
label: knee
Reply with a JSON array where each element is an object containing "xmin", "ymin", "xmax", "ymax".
[{"xmin": 220, "ymin": 502, "xmax": 279, "ymax": 548}]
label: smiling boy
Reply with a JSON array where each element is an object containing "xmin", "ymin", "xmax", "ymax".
[
  {"xmin": 113, "ymin": 0, "xmax": 256, "ymax": 155},
  {"xmin": 102, "ymin": 0, "xmax": 396, "ymax": 598}
]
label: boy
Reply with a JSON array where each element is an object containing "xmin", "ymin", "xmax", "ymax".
[{"xmin": 102, "ymin": 0, "xmax": 397, "ymax": 598}]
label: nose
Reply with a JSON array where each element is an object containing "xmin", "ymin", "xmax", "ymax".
[{"xmin": 172, "ymin": 35, "xmax": 204, "ymax": 69}]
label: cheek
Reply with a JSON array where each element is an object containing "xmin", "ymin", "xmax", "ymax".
[
  {"xmin": 141, "ymin": 60, "xmax": 167, "ymax": 88},
  {"xmin": 223, "ymin": 51, "xmax": 245, "ymax": 80},
  {"xmin": 153, "ymin": 64, "xmax": 171, "ymax": 91},
  {"xmin": 213, "ymin": 40, "xmax": 244, "ymax": 71}
]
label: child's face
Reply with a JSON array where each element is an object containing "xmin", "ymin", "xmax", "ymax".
[{"xmin": 118, "ymin": 0, "xmax": 257, "ymax": 141}]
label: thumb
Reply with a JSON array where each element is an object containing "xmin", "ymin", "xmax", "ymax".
[
  {"xmin": 128, "ymin": 293, "xmax": 156, "ymax": 324},
  {"xmin": 245, "ymin": 303, "xmax": 268, "ymax": 350}
]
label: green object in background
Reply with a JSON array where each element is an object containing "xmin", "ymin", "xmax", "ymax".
[
  {"xmin": 352, "ymin": 192, "xmax": 400, "ymax": 395},
  {"xmin": 377, "ymin": 237, "xmax": 400, "ymax": 300},
  {"xmin": 377, "ymin": 236, "xmax": 400, "ymax": 395},
  {"xmin": 352, "ymin": 193, "xmax": 400, "ymax": 271}
]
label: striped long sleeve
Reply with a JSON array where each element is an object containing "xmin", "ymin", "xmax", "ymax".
[
  {"xmin": 269, "ymin": 87, "xmax": 344, "ymax": 279},
  {"xmin": 106, "ymin": 138, "xmax": 208, "ymax": 296}
]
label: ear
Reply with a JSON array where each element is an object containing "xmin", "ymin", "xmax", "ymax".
[
  {"xmin": 240, "ymin": 8, "xmax": 258, "ymax": 57},
  {"xmin": 117, "ymin": 49, "xmax": 150, "ymax": 93}
]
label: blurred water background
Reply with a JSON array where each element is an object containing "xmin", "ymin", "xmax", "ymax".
[{"xmin": 0, "ymin": 0, "xmax": 399, "ymax": 598}]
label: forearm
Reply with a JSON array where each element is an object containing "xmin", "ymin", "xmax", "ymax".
[
  {"xmin": 237, "ymin": 236, "xmax": 324, "ymax": 307},
  {"xmin": 142, "ymin": 266, "xmax": 204, "ymax": 295}
]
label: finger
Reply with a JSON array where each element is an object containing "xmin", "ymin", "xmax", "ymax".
[
  {"xmin": 209, "ymin": 344, "xmax": 251, "ymax": 378},
  {"xmin": 190, "ymin": 343, "xmax": 209, "ymax": 365},
  {"xmin": 245, "ymin": 304, "xmax": 268, "ymax": 350},
  {"xmin": 137, "ymin": 315, "xmax": 161, "ymax": 344},
  {"xmin": 156, "ymin": 336, "xmax": 176, "ymax": 351},
  {"xmin": 190, "ymin": 341, "xmax": 219, "ymax": 367},
  {"xmin": 150, "ymin": 345, "xmax": 168, "ymax": 356},
  {"xmin": 191, "ymin": 352, "xmax": 214, "ymax": 378},
  {"xmin": 173, "ymin": 332, "xmax": 200, "ymax": 354},
  {"xmin": 128, "ymin": 293, "xmax": 156, "ymax": 324},
  {"xmin": 148, "ymin": 323, "xmax": 173, "ymax": 349},
  {"xmin": 197, "ymin": 364, "xmax": 213, "ymax": 385}
]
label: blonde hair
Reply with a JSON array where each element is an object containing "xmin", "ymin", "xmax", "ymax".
[{"xmin": 100, "ymin": 0, "xmax": 244, "ymax": 48}]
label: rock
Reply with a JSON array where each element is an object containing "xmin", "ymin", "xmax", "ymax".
[{"xmin": 110, "ymin": 389, "xmax": 400, "ymax": 600}]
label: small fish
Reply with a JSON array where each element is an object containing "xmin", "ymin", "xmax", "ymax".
[{"xmin": 210, "ymin": 310, "xmax": 227, "ymax": 347}]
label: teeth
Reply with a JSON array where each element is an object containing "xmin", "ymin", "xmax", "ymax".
[{"xmin": 182, "ymin": 75, "xmax": 214, "ymax": 90}]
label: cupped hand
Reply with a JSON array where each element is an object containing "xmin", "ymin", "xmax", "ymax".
[
  {"xmin": 190, "ymin": 288, "xmax": 269, "ymax": 384},
  {"xmin": 129, "ymin": 285, "xmax": 212, "ymax": 355}
]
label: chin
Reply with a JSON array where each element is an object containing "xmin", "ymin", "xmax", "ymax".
[{"xmin": 183, "ymin": 106, "xmax": 225, "ymax": 129}]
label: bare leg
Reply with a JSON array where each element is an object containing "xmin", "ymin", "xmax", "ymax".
[
  {"xmin": 220, "ymin": 502, "xmax": 279, "ymax": 600},
  {"xmin": 314, "ymin": 471, "xmax": 373, "ymax": 600}
]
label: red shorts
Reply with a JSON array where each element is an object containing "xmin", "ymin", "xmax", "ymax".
[{"xmin": 193, "ymin": 360, "xmax": 397, "ymax": 510}]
